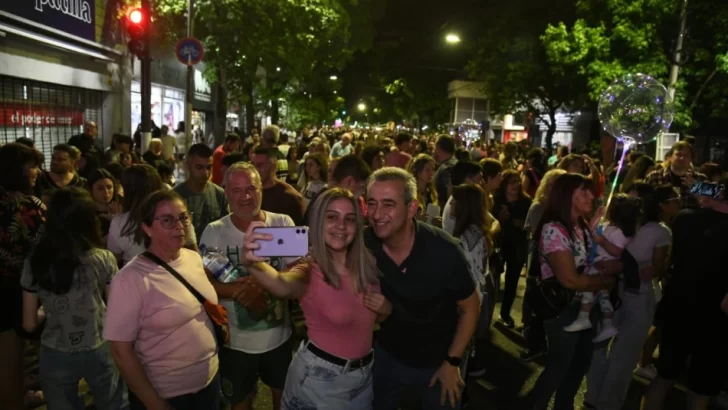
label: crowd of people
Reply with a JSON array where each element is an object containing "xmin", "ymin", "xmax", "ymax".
[{"xmin": 0, "ymin": 122, "xmax": 726, "ymax": 410}]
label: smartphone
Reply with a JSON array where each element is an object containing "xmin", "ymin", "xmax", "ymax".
[
  {"xmin": 253, "ymin": 226, "xmax": 309, "ymax": 258},
  {"xmin": 690, "ymin": 181, "xmax": 725, "ymax": 199}
]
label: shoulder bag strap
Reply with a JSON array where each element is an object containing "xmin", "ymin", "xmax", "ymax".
[{"xmin": 142, "ymin": 251, "xmax": 206, "ymax": 305}]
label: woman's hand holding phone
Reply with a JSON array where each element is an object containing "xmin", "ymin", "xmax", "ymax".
[{"xmin": 242, "ymin": 221, "xmax": 273, "ymax": 265}]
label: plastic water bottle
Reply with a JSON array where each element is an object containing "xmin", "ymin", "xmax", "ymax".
[{"xmin": 199, "ymin": 245, "xmax": 239, "ymax": 283}]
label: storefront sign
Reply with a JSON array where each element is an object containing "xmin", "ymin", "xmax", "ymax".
[
  {"xmin": 195, "ymin": 69, "xmax": 211, "ymax": 103},
  {"xmin": 0, "ymin": 0, "xmax": 96, "ymax": 42},
  {"xmin": 0, "ymin": 105, "xmax": 85, "ymax": 127}
]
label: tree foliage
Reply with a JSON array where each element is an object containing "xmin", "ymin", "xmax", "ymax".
[
  {"xmin": 466, "ymin": 0, "xmax": 585, "ymax": 153},
  {"xmin": 153, "ymin": 0, "xmax": 376, "ymax": 129},
  {"xmin": 541, "ymin": 0, "xmax": 728, "ymax": 131}
]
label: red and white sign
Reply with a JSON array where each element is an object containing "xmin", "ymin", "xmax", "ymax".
[{"xmin": 0, "ymin": 105, "xmax": 84, "ymax": 127}]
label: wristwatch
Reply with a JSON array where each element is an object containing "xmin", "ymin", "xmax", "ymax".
[{"xmin": 445, "ymin": 356, "xmax": 462, "ymax": 367}]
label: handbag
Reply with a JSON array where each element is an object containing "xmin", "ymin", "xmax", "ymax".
[
  {"xmin": 526, "ymin": 225, "xmax": 589, "ymax": 320},
  {"xmin": 143, "ymin": 252, "xmax": 230, "ymax": 347}
]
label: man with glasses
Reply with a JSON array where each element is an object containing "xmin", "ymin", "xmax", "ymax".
[
  {"xmin": 174, "ymin": 144, "xmax": 228, "ymax": 242},
  {"xmin": 200, "ymin": 162, "xmax": 295, "ymax": 410}
]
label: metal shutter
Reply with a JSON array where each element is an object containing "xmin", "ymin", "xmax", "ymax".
[{"xmin": 0, "ymin": 75, "xmax": 104, "ymax": 168}]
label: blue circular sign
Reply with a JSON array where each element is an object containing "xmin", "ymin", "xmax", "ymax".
[{"xmin": 175, "ymin": 37, "xmax": 204, "ymax": 66}]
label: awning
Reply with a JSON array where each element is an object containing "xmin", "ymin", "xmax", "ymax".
[{"xmin": 0, "ymin": 22, "xmax": 115, "ymax": 62}]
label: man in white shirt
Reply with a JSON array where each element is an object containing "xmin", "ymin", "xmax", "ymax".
[
  {"xmin": 330, "ymin": 132, "xmax": 353, "ymax": 158},
  {"xmin": 200, "ymin": 162, "xmax": 295, "ymax": 410}
]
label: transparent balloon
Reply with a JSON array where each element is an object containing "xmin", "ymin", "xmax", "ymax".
[{"xmin": 598, "ymin": 73, "xmax": 675, "ymax": 145}]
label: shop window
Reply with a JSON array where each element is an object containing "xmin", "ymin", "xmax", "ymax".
[{"xmin": 0, "ymin": 75, "xmax": 103, "ymax": 168}]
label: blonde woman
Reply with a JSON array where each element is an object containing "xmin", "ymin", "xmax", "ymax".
[
  {"xmin": 407, "ymin": 154, "xmax": 438, "ymax": 216},
  {"xmin": 242, "ymin": 188, "xmax": 383, "ymax": 409},
  {"xmin": 524, "ymin": 169, "xmax": 568, "ymax": 235}
]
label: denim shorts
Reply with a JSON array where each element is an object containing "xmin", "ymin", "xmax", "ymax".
[{"xmin": 281, "ymin": 341, "xmax": 373, "ymax": 410}]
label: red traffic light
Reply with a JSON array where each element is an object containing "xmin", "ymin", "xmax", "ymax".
[{"xmin": 128, "ymin": 8, "xmax": 144, "ymax": 25}]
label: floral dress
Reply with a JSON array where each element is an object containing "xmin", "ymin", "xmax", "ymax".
[
  {"xmin": 539, "ymin": 222, "xmax": 589, "ymax": 280},
  {"xmin": 0, "ymin": 188, "xmax": 46, "ymax": 331}
]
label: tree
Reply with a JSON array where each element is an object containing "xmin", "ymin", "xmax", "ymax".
[
  {"xmin": 466, "ymin": 0, "xmax": 586, "ymax": 154},
  {"xmin": 383, "ymin": 76, "xmax": 451, "ymax": 129},
  {"xmin": 541, "ymin": 0, "xmax": 728, "ymax": 132},
  {"xmin": 154, "ymin": 0, "xmax": 377, "ymax": 133}
]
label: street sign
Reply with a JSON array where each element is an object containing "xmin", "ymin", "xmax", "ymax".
[{"xmin": 175, "ymin": 37, "xmax": 204, "ymax": 66}]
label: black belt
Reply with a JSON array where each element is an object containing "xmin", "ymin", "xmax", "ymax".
[{"xmin": 303, "ymin": 339, "xmax": 373, "ymax": 370}]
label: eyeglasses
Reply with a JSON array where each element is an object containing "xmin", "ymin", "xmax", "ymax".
[{"xmin": 155, "ymin": 212, "xmax": 193, "ymax": 229}]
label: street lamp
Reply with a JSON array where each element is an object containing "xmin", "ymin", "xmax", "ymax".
[
  {"xmin": 445, "ymin": 33, "xmax": 461, "ymax": 44},
  {"xmin": 357, "ymin": 103, "xmax": 367, "ymax": 112},
  {"xmin": 329, "ymin": 75, "xmax": 338, "ymax": 81}
]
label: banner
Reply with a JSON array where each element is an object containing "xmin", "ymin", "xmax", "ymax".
[
  {"xmin": 0, "ymin": 0, "xmax": 96, "ymax": 42},
  {"xmin": 0, "ymin": 105, "xmax": 85, "ymax": 127}
]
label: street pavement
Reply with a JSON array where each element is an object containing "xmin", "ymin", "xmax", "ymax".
[{"xmin": 32, "ymin": 275, "xmax": 722, "ymax": 410}]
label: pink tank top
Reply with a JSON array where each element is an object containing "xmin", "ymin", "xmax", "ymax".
[{"xmin": 300, "ymin": 263, "xmax": 379, "ymax": 359}]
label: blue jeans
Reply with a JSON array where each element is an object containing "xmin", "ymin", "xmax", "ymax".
[
  {"xmin": 585, "ymin": 283, "xmax": 656, "ymax": 410},
  {"xmin": 528, "ymin": 302, "xmax": 594, "ymax": 410},
  {"xmin": 128, "ymin": 373, "xmax": 220, "ymax": 410},
  {"xmin": 282, "ymin": 341, "xmax": 373, "ymax": 410},
  {"xmin": 39, "ymin": 343, "xmax": 126, "ymax": 410},
  {"xmin": 372, "ymin": 344, "xmax": 462, "ymax": 410}
]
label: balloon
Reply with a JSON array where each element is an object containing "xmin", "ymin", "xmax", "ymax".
[{"xmin": 598, "ymin": 73, "xmax": 674, "ymax": 144}]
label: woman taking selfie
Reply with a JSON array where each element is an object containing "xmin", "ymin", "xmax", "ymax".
[
  {"xmin": 242, "ymin": 188, "xmax": 383, "ymax": 409},
  {"xmin": 104, "ymin": 190, "xmax": 220, "ymax": 410}
]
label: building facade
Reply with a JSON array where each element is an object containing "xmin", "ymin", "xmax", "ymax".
[{"xmin": 0, "ymin": 0, "xmax": 129, "ymax": 165}]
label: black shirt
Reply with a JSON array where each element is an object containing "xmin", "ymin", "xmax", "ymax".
[
  {"xmin": 364, "ymin": 221, "xmax": 475, "ymax": 368},
  {"xmin": 493, "ymin": 194, "xmax": 532, "ymax": 246},
  {"xmin": 664, "ymin": 207, "xmax": 728, "ymax": 325},
  {"xmin": 34, "ymin": 171, "xmax": 87, "ymax": 199}
]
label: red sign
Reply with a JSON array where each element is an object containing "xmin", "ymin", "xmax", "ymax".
[{"xmin": 0, "ymin": 105, "xmax": 84, "ymax": 127}]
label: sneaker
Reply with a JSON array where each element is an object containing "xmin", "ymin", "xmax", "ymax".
[
  {"xmin": 519, "ymin": 348, "xmax": 545, "ymax": 362},
  {"xmin": 593, "ymin": 324, "xmax": 618, "ymax": 343},
  {"xmin": 564, "ymin": 317, "xmax": 592, "ymax": 332},
  {"xmin": 634, "ymin": 364, "xmax": 658, "ymax": 380},
  {"xmin": 499, "ymin": 315, "xmax": 515, "ymax": 328}
]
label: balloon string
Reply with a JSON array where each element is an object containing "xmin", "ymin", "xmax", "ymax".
[{"xmin": 601, "ymin": 140, "xmax": 632, "ymax": 223}]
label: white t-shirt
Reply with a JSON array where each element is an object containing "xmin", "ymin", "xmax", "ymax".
[
  {"xmin": 443, "ymin": 195, "xmax": 455, "ymax": 235},
  {"xmin": 594, "ymin": 224, "xmax": 630, "ymax": 263},
  {"xmin": 626, "ymin": 222, "xmax": 671, "ymax": 267},
  {"xmin": 108, "ymin": 212, "xmax": 197, "ymax": 266},
  {"xmin": 199, "ymin": 212, "xmax": 295, "ymax": 354},
  {"xmin": 626, "ymin": 221, "xmax": 672, "ymax": 298}
]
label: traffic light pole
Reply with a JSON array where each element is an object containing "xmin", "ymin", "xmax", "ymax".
[{"xmin": 140, "ymin": 0, "xmax": 153, "ymax": 152}]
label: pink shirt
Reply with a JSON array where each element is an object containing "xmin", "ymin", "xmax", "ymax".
[
  {"xmin": 103, "ymin": 249, "xmax": 219, "ymax": 398},
  {"xmin": 385, "ymin": 150, "xmax": 412, "ymax": 169},
  {"xmin": 300, "ymin": 263, "xmax": 378, "ymax": 359}
]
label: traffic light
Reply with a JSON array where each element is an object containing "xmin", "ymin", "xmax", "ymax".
[{"xmin": 125, "ymin": 7, "xmax": 147, "ymax": 58}]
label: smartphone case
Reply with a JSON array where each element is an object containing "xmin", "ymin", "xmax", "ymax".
[{"xmin": 253, "ymin": 226, "xmax": 309, "ymax": 257}]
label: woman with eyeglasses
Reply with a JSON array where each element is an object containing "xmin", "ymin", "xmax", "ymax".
[
  {"xmin": 108, "ymin": 164, "xmax": 197, "ymax": 267},
  {"xmin": 104, "ymin": 190, "xmax": 220, "ymax": 410}
]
